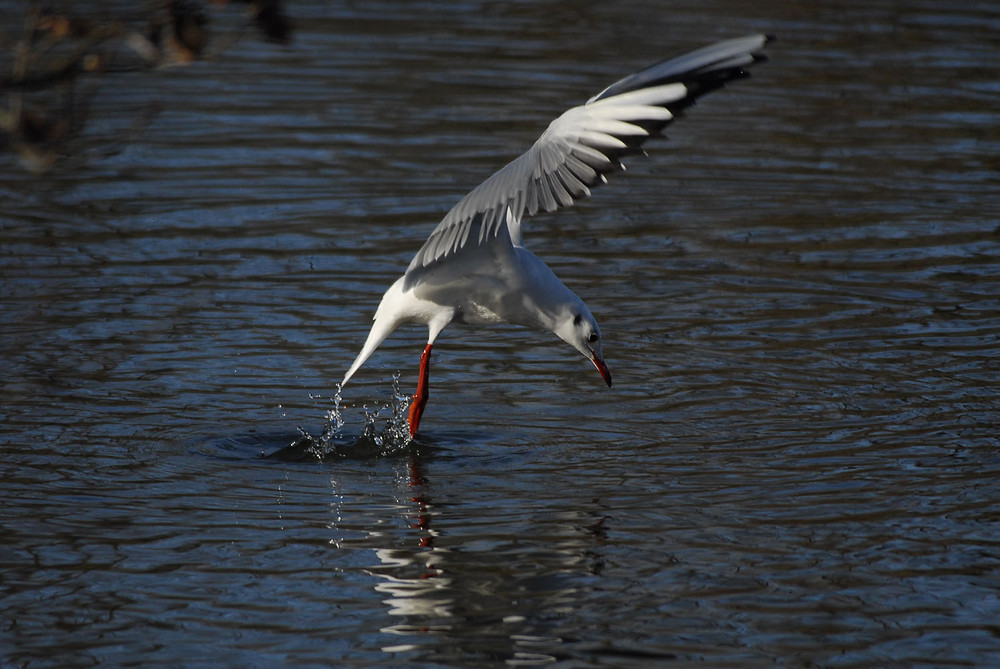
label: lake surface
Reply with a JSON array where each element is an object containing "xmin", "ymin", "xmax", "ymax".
[{"xmin": 2, "ymin": 0, "xmax": 999, "ymax": 666}]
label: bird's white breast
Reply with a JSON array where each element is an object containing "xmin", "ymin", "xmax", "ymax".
[{"xmin": 454, "ymin": 302, "xmax": 506, "ymax": 325}]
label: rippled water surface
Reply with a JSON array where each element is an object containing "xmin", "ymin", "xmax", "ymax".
[{"xmin": 3, "ymin": 0, "xmax": 999, "ymax": 666}]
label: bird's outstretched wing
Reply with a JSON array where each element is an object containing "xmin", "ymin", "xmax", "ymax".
[{"xmin": 406, "ymin": 34, "xmax": 771, "ymax": 276}]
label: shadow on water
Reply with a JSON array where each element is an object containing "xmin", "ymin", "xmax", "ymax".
[
  {"xmin": 275, "ymin": 380, "xmax": 414, "ymax": 462},
  {"xmin": 205, "ymin": 376, "xmax": 425, "ymax": 462},
  {"xmin": 197, "ymin": 370, "xmax": 505, "ymax": 467}
]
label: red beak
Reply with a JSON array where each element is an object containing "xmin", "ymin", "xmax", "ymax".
[{"xmin": 591, "ymin": 354, "xmax": 612, "ymax": 387}]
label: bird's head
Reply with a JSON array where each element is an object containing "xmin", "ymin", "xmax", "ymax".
[{"xmin": 555, "ymin": 306, "xmax": 612, "ymax": 387}]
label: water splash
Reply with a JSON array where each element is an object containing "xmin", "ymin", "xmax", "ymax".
[{"xmin": 282, "ymin": 374, "xmax": 413, "ymax": 461}]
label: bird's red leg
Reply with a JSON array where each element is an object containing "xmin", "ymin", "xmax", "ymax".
[{"xmin": 407, "ymin": 344, "xmax": 433, "ymax": 437}]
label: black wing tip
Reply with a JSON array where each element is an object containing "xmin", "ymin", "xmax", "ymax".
[
  {"xmin": 737, "ymin": 47, "xmax": 774, "ymax": 80},
  {"xmin": 591, "ymin": 33, "xmax": 773, "ymax": 103},
  {"xmin": 753, "ymin": 34, "xmax": 776, "ymax": 60}
]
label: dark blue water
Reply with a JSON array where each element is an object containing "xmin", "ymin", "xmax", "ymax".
[{"xmin": 3, "ymin": 1, "xmax": 999, "ymax": 666}]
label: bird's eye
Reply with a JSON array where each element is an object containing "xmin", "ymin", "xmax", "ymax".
[
  {"xmin": 573, "ymin": 314, "xmax": 582, "ymax": 327},
  {"xmin": 588, "ymin": 332, "xmax": 599, "ymax": 343}
]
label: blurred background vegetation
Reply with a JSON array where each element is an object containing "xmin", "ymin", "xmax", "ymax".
[{"xmin": 0, "ymin": 0, "xmax": 291, "ymax": 173}]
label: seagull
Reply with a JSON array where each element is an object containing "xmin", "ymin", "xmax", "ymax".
[{"xmin": 341, "ymin": 34, "xmax": 772, "ymax": 437}]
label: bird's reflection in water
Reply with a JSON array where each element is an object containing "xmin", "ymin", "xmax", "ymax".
[
  {"xmin": 373, "ymin": 459, "xmax": 452, "ymax": 638},
  {"xmin": 323, "ymin": 452, "xmax": 611, "ymax": 663}
]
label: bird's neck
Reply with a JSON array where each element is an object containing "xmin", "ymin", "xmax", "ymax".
[{"xmin": 513, "ymin": 248, "xmax": 586, "ymax": 333}]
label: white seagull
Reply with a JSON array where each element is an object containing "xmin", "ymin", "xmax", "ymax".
[{"xmin": 342, "ymin": 34, "xmax": 772, "ymax": 437}]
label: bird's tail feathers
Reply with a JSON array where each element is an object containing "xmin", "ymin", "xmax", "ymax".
[
  {"xmin": 342, "ymin": 315, "xmax": 396, "ymax": 386},
  {"xmin": 341, "ymin": 278, "xmax": 408, "ymax": 386}
]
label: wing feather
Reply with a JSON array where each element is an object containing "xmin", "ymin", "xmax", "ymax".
[{"xmin": 404, "ymin": 34, "xmax": 772, "ymax": 278}]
